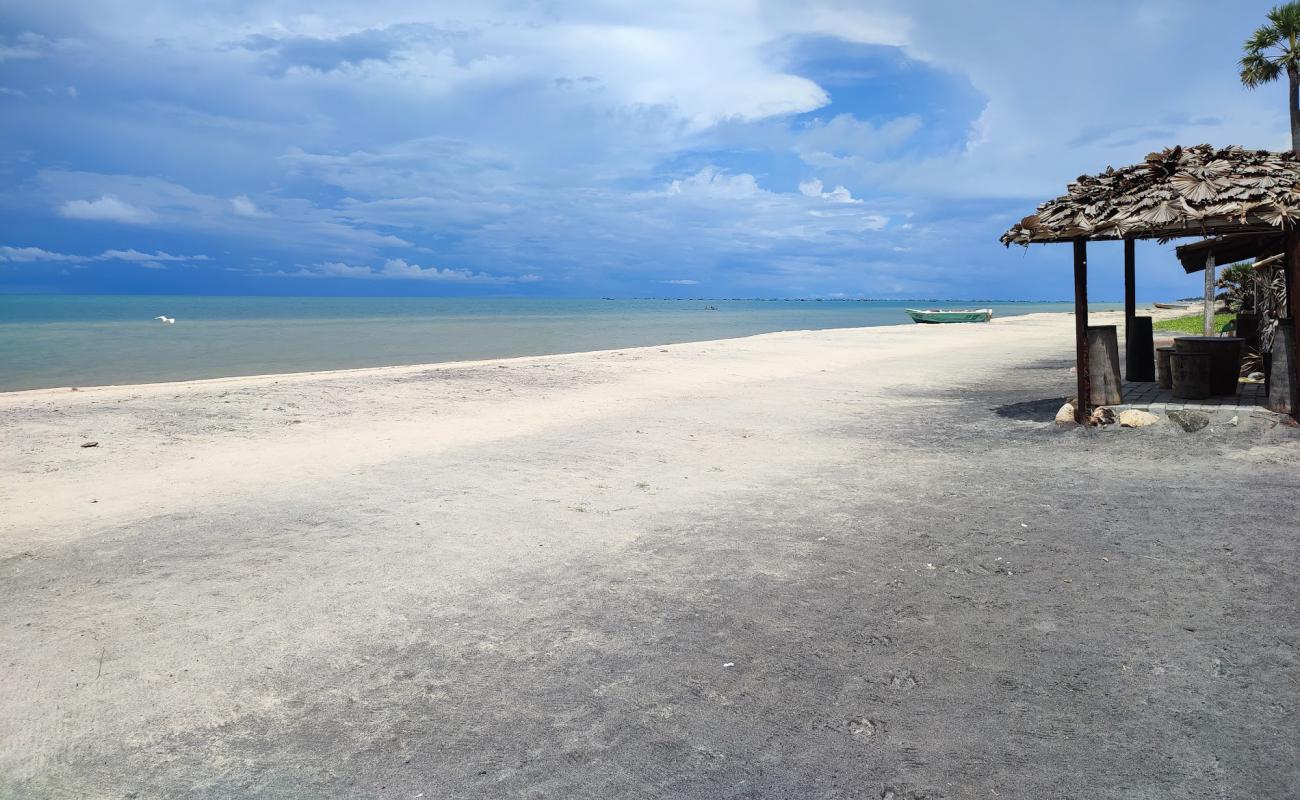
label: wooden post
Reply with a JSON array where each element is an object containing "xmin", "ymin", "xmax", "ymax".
[
  {"xmin": 1074, "ymin": 238, "xmax": 1090, "ymax": 423},
  {"xmin": 1287, "ymin": 229, "xmax": 1300, "ymax": 419},
  {"xmin": 1203, "ymin": 252, "xmax": 1216, "ymax": 336},
  {"xmin": 1087, "ymin": 325, "xmax": 1123, "ymax": 404},
  {"xmin": 1123, "ymin": 238, "xmax": 1136, "ymax": 380},
  {"xmin": 1290, "ymin": 229, "xmax": 1300, "ymax": 323},
  {"xmin": 1124, "ymin": 238, "xmax": 1136, "ymax": 328}
]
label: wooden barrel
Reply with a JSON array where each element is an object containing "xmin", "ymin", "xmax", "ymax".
[
  {"xmin": 1125, "ymin": 316, "xmax": 1155, "ymax": 382},
  {"xmin": 1087, "ymin": 325, "xmax": 1122, "ymax": 406},
  {"xmin": 1170, "ymin": 352, "xmax": 1212, "ymax": 399},
  {"xmin": 1268, "ymin": 319, "xmax": 1296, "ymax": 415},
  {"xmin": 1155, "ymin": 346, "xmax": 1176, "ymax": 389},
  {"xmin": 1174, "ymin": 336, "xmax": 1244, "ymax": 395}
]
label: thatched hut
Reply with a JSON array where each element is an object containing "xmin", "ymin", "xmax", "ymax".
[{"xmin": 1002, "ymin": 144, "xmax": 1300, "ymax": 422}]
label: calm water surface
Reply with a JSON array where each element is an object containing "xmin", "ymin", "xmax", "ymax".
[{"xmin": 0, "ymin": 296, "xmax": 1119, "ymax": 392}]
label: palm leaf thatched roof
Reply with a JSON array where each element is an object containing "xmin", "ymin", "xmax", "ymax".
[{"xmin": 1001, "ymin": 144, "xmax": 1300, "ymax": 245}]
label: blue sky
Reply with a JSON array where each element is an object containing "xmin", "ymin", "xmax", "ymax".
[{"xmin": 0, "ymin": 1, "xmax": 1291, "ymax": 299}]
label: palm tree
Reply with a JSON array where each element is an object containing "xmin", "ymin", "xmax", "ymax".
[{"xmin": 1241, "ymin": 2, "xmax": 1300, "ymax": 154}]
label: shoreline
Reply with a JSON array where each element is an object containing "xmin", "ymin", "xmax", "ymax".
[{"xmin": 0, "ymin": 307, "xmax": 1167, "ymax": 400}]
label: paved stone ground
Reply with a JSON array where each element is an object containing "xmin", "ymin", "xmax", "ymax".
[{"xmin": 1114, "ymin": 380, "xmax": 1271, "ymax": 424}]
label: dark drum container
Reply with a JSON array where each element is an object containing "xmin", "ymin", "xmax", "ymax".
[
  {"xmin": 1173, "ymin": 336, "xmax": 1244, "ymax": 396},
  {"xmin": 1170, "ymin": 352, "xmax": 1212, "ymax": 400}
]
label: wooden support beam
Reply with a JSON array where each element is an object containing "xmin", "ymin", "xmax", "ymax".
[
  {"xmin": 1074, "ymin": 238, "xmax": 1090, "ymax": 423},
  {"xmin": 1124, "ymin": 238, "xmax": 1136, "ymax": 327},
  {"xmin": 1290, "ymin": 229, "xmax": 1300, "ymax": 323},
  {"xmin": 1124, "ymin": 238, "xmax": 1136, "ymax": 380},
  {"xmin": 1287, "ymin": 228, "xmax": 1300, "ymax": 419},
  {"xmin": 1203, "ymin": 252, "xmax": 1216, "ymax": 336}
]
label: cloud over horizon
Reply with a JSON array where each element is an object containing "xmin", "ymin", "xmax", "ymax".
[{"xmin": 0, "ymin": 2, "xmax": 1290, "ymax": 298}]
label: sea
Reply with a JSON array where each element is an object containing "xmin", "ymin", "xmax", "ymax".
[{"xmin": 0, "ymin": 296, "xmax": 1122, "ymax": 392}]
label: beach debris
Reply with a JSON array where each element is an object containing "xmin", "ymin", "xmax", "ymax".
[
  {"xmin": 1228, "ymin": 415, "xmax": 1240, "ymax": 427},
  {"xmin": 80, "ymin": 441, "xmax": 99, "ymax": 448},
  {"xmin": 847, "ymin": 718, "xmax": 878, "ymax": 737},
  {"xmin": 888, "ymin": 672, "xmax": 919, "ymax": 690},
  {"xmin": 722, "ymin": 662, "xmax": 734, "ymax": 668},
  {"xmin": 1054, "ymin": 402, "xmax": 1077, "ymax": 425},
  {"xmin": 1118, "ymin": 409, "xmax": 1160, "ymax": 428},
  {"xmin": 1167, "ymin": 410, "xmax": 1211, "ymax": 432},
  {"xmin": 1088, "ymin": 406, "xmax": 1116, "ymax": 426}
]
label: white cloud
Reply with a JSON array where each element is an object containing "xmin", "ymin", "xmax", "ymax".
[
  {"xmin": 95, "ymin": 249, "xmax": 210, "ymax": 263},
  {"xmin": 17, "ymin": 3, "xmax": 912, "ymax": 129},
  {"xmin": 649, "ymin": 168, "xmax": 886, "ymax": 233},
  {"xmin": 230, "ymin": 194, "xmax": 268, "ymax": 217},
  {"xmin": 659, "ymin": 168, "xmax": 763, "ymax": 200},
  {"xmin": 0, "ymin": 245, "xmax": 79, "ymax": 262},
  {"xmin": 660, "ymin": 278, "xmax": 699, "ymax": 285},
  {"xmin": 0, "ymin": 245, "xmax": 209, "ymax": 264},
  {"xmin": 794, "ymin": 114, "xmax": 922, "ymax": 168},
  {"xmin": 57, "ymin": 195, "xmax": 157, "ymax": 224},
  {"xmin": 279, "ymin": 258, "xmax": 534, "ymax": 283},
  {"xmin": 798, "ymin": 178, "xmax": 861, "ymax": 204},
  {"xmin": 34, "ymin": 171, "xmax": 410, "ymax": 252}
]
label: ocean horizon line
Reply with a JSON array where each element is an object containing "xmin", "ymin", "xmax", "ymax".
[
  {"xmin": 2, "ymin": 292, "xmax": 1132, "ymax": 304},
  {"xmin": 0, "ymin": 295, "xmax": 1127, "ymax": 392}
]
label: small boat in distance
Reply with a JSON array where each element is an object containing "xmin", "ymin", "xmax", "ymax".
[
  {"xmin": 905, "ymin": 308, "xmax": 993, "ymax": 324},
  {"xmin": 1153, "ymin": 301, "xmax": 1192, "ymax": 310}
]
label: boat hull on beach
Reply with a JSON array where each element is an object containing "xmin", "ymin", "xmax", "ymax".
[{"xmin": 905, "ymin": 308, "xmax": 993, "ymax": 324}]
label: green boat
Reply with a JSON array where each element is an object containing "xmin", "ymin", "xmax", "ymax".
[{"xmin": 905, "ymin": 308, "xmax": 993, "ymax": 324}]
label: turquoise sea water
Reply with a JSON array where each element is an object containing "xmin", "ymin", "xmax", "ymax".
[{"xmin": 0, "ymin": 296, "xmax": 1121, "ymax": 392}]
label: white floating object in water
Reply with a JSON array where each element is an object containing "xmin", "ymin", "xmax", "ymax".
[{"xmin": 154, "ymin": 315, "xmax": 175, "ymax": 324}]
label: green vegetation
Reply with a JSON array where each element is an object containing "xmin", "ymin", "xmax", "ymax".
[
  {"xmin": 1240, "ymin": 2, "xmax": 1300, "ymax": 152},
  {"xmin": 1217, "ymin": 261, "xmax": 1259, "ymax": 311},
  {"xmin": 1153, "ymin": 312, "xmax": 1236, "ymax": 334}
]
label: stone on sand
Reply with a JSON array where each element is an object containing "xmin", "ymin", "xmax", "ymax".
[
  {"xmin": 1167, "ymin": 410, "xmax": 1211, "ymax": 432},
  {"xmin": 1118, "ymin": 409, "xmax": 1160, "ymax": 428},
  {"xmin": 1088, "ymin": 406, "xmax": 1115, "ymax": 426},
  {"xmin": 1055, "ymin": 402, "xmax": 1076, "ymax": 425}
]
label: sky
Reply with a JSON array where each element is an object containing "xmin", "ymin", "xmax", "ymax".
[{"xmin": 0, "ymin": 1, "xmax": 1292, "ymax": 299}]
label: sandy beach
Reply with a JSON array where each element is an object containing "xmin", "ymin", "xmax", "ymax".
[{"xmin": 2, "ymin": 310, "xmax": 1298, "ymax": 798}]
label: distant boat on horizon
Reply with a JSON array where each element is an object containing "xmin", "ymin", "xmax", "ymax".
[{"xmin": 905, "ymin": 308, "xmax": 993, "ymax": 324}]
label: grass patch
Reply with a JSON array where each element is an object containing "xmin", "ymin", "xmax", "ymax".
[{"xmin": 1153, "ymin": 312, "xmax": 1235, "ymax": 335}]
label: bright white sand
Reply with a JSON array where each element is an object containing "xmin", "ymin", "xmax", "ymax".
[{"xmin": 1, "ymin": 311, "xmax": 1122, "ymax": 556}]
